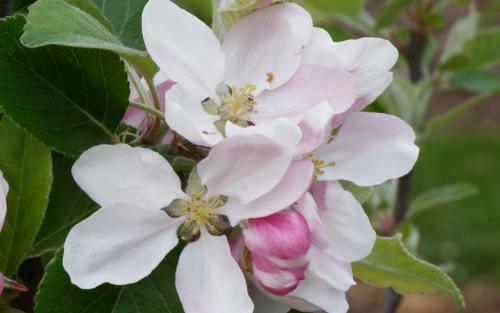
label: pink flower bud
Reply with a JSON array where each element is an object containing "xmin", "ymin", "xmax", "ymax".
[{"xmin": 242, "ymin": 209, "xmax": 312, "ymax": 295}]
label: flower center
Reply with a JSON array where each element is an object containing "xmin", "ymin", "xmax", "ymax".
[
  {"xmin": 203, "ymin": 84, "xmax": 257, "ymax": 131},
  {"xmin": 220, "ymin": 85, "xmax": 257, "ymax": 122},
  {"xmin": 302, "ymin": 153, "xmax": 335, "ymax": 181},
  {"xmin": 164, "ymin": 192, "xmax": 230, "ymax": 241}
]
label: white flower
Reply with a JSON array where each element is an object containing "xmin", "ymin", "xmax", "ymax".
[{"xmin": 63, "ymin": 123, "xmax": 313, "ymax": 313}]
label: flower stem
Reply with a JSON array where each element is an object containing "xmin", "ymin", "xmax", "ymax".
[
  {"xmin": 125, "ymin": 62, "xmax": 151, "ymax": 108},
  {"xmin": 129, "ymin": 101, "xmax": 165, "ymax": 120},
  {"xmin": 144, "ymin": 75, "xmax": 162, "ymax": 111}
]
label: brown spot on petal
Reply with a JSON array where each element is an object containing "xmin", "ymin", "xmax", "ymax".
[{"xmin": 266, "ymin": 73, "xmax": 274, "ymax": 84}]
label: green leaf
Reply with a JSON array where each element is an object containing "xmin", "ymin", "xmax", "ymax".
[
  {"xmin": 340, "ymin": 181, "xmax": 373, "ymax": 204},
  {"xmin": 90, "ymin": 0, "xmax": 149, "ymax": 51},
  {"xmin": 0, "ymin": 16, "xmax": 129, "ymax": 156},
  {"xmin": 353, "ymin": 235, "xmax": 464, "ymax": 308},
  {"xmin": 35, "ymin": 250, "xmax": 184, "ymax": 313},
  {"xmin": 407, "ymin": 183, "xmax": 479, "ymax": 218},
  {"xmin": 21, "ymin": 0, "xmax": 146, "ymax": 56},
  {"xmin": 441, "ymin": 27, "xmax": 500, "ymax": 70},
  {"xmin": 376, "ymin": 0, "xmax": 411, "ymax": 28},
  {"xmin": 450, "ymin": 69, "xmax": 500, "ymax": 93},
  {"xmin": 212, "ymin": 0, "xmax": 260, "ymax": 39},
  {"xmin": 463, "ymin": 27, "xmax": 500, "ymax": 67},
  {"xmin": 422, "ymin": 12, "xmax": 444, "ymax": 29},
  {"xmin": 171, "ymin": 156, "xmax": 197, "ymax": 174},
  {"xmin": 13, "ymin": 0, "xmax": 35, "ymax": 12},
  {"xmin": 378, "ymin": 74, "xmax": 432, "ymax": 127},
  {"xmin": 0, "ymin": 117, "xmax": 52, "ymax": 276},
  {"xmin": 31, "ymin": 156, "xmax": 98, "ymax": 256},
  {"xmin": 440, "ymin": 5, "xmax": 478, "ymax": 63},
  {"xmin": 426, "ymin": 93, "xmax": 492, "ymax": 133},
  {"xmin": 295, "ymin": 0, "xmax": 366, "ymax": 19}
]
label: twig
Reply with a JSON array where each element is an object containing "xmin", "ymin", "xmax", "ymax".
[{"xmin": 380, "ymin": 9, "xmax": 428, "ymax": 313}]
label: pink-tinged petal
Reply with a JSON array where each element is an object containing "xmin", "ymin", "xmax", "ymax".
[
  {"xmin": 122, "ymin": 107, "xmax": 148, "ymax": 131},
  {"xmin": 142, "ymin": 0, "xmax": 224, "ymax": 100},
  {"xmin": 153, "ymin": 72, "xmax": 174, "ymax": 111},
  {"xmin": 254, "ymin": 65, "xmax": 355, "ymax": 123},
  {"xmin": 63, "ymin": 203, "xmax": 181, "ymax": 289},
  {"xmin": 309, "ymin": 181, "xmax": 327, "ymax": 209},
  {"xmin": 316, "ymin": 112, "xmax": 419, "ymax": 186},
  {"xmin": 72, "ymin": 144, "xmax": 186, "ymax": 209},
  {"xmin": 295, "ymin": 102, "xmax": 334, "ymax": 155},
  {"xmin": 288, "ymin": 270, "xmax": 349, "ymax": 313},
  {"xmin": 222, "ymin": 3, "xmax": 312, "ymax": 92},
  {"xmin": 198, "ymin": 135, "xmax": 292, "ymax": 204},
  {"xmin": 165, "ymin": 85, "xmax": 223, "ymax": 146},
  {"xmin": 225, "ymin": 119, "xmax": 302, "ymax": 153},
  {"xmin": 302, "ymin": 28, "xmax": 342, "ymax": 68},
  {"xmin": 176, "ymin": 229, "xmax": 253, "ymax": 313},
  {"xmin": 0, "ymin": 171, "xmax": 8, "ymax": 230},
  {"xmin": 311, "ymin": 181, "xmax": 376, "ymax": 262},
  {"xmin": 244, "ymin": 210, "xmax": 311, "ymax": 260},
  {"xmin": 219, "ymin": 160, "xmax": 313, "ymax": 225},
  {"xmin": 294, "ymin": 193, "xmax": 329, "ymax": 250},
  {"xmin": 304, "ymin": 28, "xmax": 398, "ymax": 114},
  {"xmin": 252, "ymin": 253, "xmax": 305, "ymax": 296},
  {"xmin": 308, "ymin": 248, "xmax": 355, "ymax": 291},
  {"xmin": 249, "ymin": 280, "xmax": 291, "ymax": 313}
]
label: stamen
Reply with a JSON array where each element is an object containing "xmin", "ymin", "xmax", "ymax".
[
  {"xmin": 219, "ymin": 84, "xmax": 257, "ymax": 123},
  {"xmin": 167, "ymin": 193, "xmax": 230, "ymax": 242},
  {"xmin": 302, "ymin": 152, "xmax": 335, "ymax": 181}
]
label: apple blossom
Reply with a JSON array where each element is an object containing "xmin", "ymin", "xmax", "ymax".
[
  {"xmin": 142, "ymin": 0, "xmax": 357, "ymax": 146},
  {"xmin": 63, "ymin": 122, "xmax": 313, "ymax": 313},
  {"xmin": 233, "ymin": 182, "xmax": 375, "ymax": 313}
]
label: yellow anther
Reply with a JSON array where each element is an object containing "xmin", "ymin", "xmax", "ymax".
[
  {"xmin": 302, "ymin": 153, "xmax": 335, "ymax": 181},
  {"xmin": 220, "ymin": 84, "xmax": 257, "ymax": 122}
]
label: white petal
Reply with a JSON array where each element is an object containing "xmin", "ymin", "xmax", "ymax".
[
  {"xmin": 198, "ymin": 135, "xmax": 292, "ymax": 204},
  {"xmin": 304, "ymin": 28, "xmax": 398, "ymax": 112},
  {"xmin": 295, "ymin": 102, "xmax": 334, "ymax": 155},
  {"xmin": 289, "ymin": 270, "xmax": 349, "ymax": 313},
  {"xmin": 294, "ymin": 193, "xmax": 329, "ymax": 250},
  {"xmin": 219, "ymin": 160, "xmax": 312, "ymax": 225},
  {"xmin": 176, "ymin": 229, "xmax": 253, "ymax": 313},
  {"xmin": 72, "ymin": 144, "xmax": 186, "ymax": 208},
  {"xmin": 0, "ymin": 171, "xmax": 8, "ymax": 230},
  {"xmin": 254, "ymin": 65, "xmax": 355, "ymax": 123},
  {"xmin": 308, "ymin": 248, "xmax": 355, "ymax": 291},
  {"xmin": 142, "ymin": 0, "xmax": 224, "ymax": 100},
  {"xmin": 63, "ymin": 203, "xmax": 181, "ymax": 288},
  {"xmin": 165, "ymin": 84, "xmax": 223, "ymax": 146},
  {"xmin": 316, "ymin": 112, "xmax": 419, "ymax": 186},
  {"xmin": 222, "ymin": 3, "xmax": 312, "ymax": 92},
  {"xmin": 310, "ymin": 181, "xmax": 376, "ymax": 262},
  {"xmin": 225, "ymin": 118, "xmax": 302, "ymax": 153}
]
